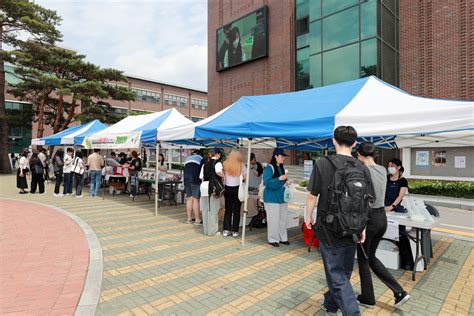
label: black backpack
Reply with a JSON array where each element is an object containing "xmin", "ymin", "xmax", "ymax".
[
  {"xmin": 323, "ymin": 155, "xmax": 372, "ymax": 244},
  {"xmin": 207, "ymin": 160, "xmax": 225, "ymax": 197}
]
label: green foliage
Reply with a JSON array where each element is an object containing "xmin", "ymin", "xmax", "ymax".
[
  {"xmin": 1, "ymin": 0, "xmax": 62, "ymax": 45},
  {"xmin": 408, "ymin": 180, "xmax": 474, "ymax": 199},
  {"xmin": 6, "ymin": 41, "xmax": 136, "ymax": 133},
  {"xmin": 299, "ymin": 179, "xmax": 309, "ymax": 188}
]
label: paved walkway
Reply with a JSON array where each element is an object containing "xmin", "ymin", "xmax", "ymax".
[
  {"xmin": 1, "ymin": 175, "xmax": 473, "ymax": 315},
  {"xmin": 0, "ymin": 199, "xmax": 89, "ymax": 315}
]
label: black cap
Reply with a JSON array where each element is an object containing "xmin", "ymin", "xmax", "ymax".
[{"xmin": 273, "ymin": 148, "xmax": 288, "ymax": 157}]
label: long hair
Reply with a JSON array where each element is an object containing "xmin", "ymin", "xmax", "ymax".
[
  {"xmin": 223, "ymin": 150, "xmax": 243, "ymax": 176},
  {"xmin": 158, "ymin": 153, "xmax": 165, "ymax": 166},
  {"xmin": 356, "ymin": 141, "xmax": 377, "ymax": 158},
  {"xmin": 269, "ymin": 155, "xmax": 284, "ymax": 179},
  {"xmin": 55, "ymin": 149, "xmax": 64, "ymax": 161}
]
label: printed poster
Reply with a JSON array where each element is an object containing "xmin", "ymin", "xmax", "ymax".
[
  {"xmin": 415, "ymin": 151, "xmax": 430, "ymax": 166},
  {"xmin": 303, "ymin": 160, "xmax": 313, "ymax": 179},
  {"xmin": 454, "ymin": 156, "xmax": 466, "ymax": 169},
  {"xmin": 432, "ymin": 150, "xmax": 447, "ymax": 167}
]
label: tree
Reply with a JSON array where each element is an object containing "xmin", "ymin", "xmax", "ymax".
[
  {"xmin": 0, "ymin": 0, "xmax": 62, "ymax": 173},
  {"xmin": 5, "ymin": 41, "xmax": 135, "ymax": 137}
]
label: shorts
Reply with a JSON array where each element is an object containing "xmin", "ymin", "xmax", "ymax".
[{"xmin": 185, "ymin": 183, "xmax": 201, "ymax": 199}]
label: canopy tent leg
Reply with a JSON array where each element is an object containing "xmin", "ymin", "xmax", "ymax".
[
  {"xmin": 241, "ymin": 139, "xmax": 252, "ymax": 245},
  {"xmin": 155, "ymin": 143, "xmax": 161, "ymax": 217}
]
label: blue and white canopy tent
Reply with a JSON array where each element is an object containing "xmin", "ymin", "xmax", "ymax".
[
  {"xmin": 31, "ymin": 119, "xmax": 107, "ymax": 146},
  {"xmin": 83, "ymin": 108, "xmax": 194, "ymax": 215},
  {"xmin": 158, "ymin": 76, "xmax": 474, "ymax": 244}
]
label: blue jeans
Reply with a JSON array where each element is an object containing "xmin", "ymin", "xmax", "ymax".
[
  {"xmin": 89, "ymin": 170, "xmax": 102, "ymax": 196},
  {"xmin": 63, "ymin": 173, "xmax": 73, "ymax": 194},
  {"xmin": 320, "ymin": 240, "xmax": 360, "ymax": 316}
]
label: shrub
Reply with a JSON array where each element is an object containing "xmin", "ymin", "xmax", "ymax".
[
  {"xmin": 408, "ymin": 180, "xmax": 474, "ymax": 199},
  {"xmin": 299, "ymin": 179, "xmax": 309, "ymax": 188}
]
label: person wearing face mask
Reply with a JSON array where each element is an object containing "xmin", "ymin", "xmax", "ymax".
[
  {"xmin": 356, "ymin": 142, "xmax": 411, "ymax": 309},
  {"xmin": 385, "ymin": 158, "xmax": 414, "ymax": 270},
  {"xmin": 224, "ymin": 27, "xmax": 247, "ymax": 67},
  {"xmin": 384, "ymin": 158, "xmax": 408, "ymax": 213}
]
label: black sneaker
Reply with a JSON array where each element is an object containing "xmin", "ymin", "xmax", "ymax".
[
  {"xmin": 279, "ymin": 241, "xmax": 290, "ymax": 245},
  {"xmin": 268, "ymin": 242, "xmax": 280, "ymax": 247},
  {"xmin": 394, "ymin": 292, "xmax": 411, "ymax": 308},
  {"xmin": 356, "ymin": 295, "xmax": 375, "ymax": 309}
]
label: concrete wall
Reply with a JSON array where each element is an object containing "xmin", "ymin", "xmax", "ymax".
[{"xmin": 403, "ymin": 147, "xmax": 474, "ymax": 180}]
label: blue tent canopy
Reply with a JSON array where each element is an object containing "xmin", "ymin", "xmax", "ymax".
[
  {"xmin": 31, "ymin": 120, "xmax": 107, "ymax": 146},
  {"xmin": 158, "ymin": 76, "xmax": 474, "ymax": 149}
]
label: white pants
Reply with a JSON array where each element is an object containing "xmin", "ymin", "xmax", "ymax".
[
  {"xmin": 264, "ymin": 202, "xmax": 288, "ymax": 243},
  {"xmin": 200, "ymin": 195, "xmax": 221, "ymax": 236}
]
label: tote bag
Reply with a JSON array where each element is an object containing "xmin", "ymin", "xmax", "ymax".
[{"xmin": 238, "ymin": 175, "xmax": 247, "ymax": 202}]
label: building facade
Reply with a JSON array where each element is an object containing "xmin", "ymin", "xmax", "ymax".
[
  {"xmin": 208, "ymin": 0, "xmax": 473, "ymax": 178},
  {"xmin": 5, "ymin": 65, "xmax": 208, "ymax": 152}
]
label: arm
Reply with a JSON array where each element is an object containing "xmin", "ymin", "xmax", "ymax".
[
  {"xmin": 56, "ymin": 156, "xmax": 64, "ymax": 168},
  {"xmin": 263, "ymin": 166, "xmax": 282, "ymax": 189},
  {"xmin": 305, "ymin": 193, "xmax": 318, "ymax": 229},
  {"xmin": 199, "ymin": 165, "xmax": 204, "ymax": 180},
  {"xmin": 391, "ymin": 187, "xmax": 408, "ymax": 210},
  {"xmin": 215, "ymin": 162, "xmax": 224, "ymax": 179}
]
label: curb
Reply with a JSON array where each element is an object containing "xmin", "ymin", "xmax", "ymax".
[{"xmin": 13, "ymin": 199, "xmax": 103, "ymax": 316}]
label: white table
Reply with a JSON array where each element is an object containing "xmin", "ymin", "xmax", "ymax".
[{"xmin": 386, "ymin": 197, "xmax": 439, "ymax": 280}]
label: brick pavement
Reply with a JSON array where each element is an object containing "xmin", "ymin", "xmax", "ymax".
[
  {"xmin": 0, "ymin": 199, "xmax": 89, "ymax": 315},
  {"xmin": 1, "ymin": 174, "xmax": 473, "ymax": 315}
]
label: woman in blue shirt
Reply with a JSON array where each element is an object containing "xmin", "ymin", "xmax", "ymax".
[{"xmin": 263, "ymin": 149, "xmax": 289, "ymax": 247}]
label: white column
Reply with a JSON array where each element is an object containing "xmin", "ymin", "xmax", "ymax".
[{"xmin": 402, "ymin": 148, "xmax": 411, "ymax": 178}]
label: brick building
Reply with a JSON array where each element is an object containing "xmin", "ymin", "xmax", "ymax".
[
  {"xmin": 5, "ymin": 65, "xmax": 208, "ymax": 153},
  {"xmin": 208, "ymin": 0, "xmax": 473, "ymax": 174}
]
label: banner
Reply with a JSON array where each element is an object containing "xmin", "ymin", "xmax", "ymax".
[{"xmin": 83, "ymin": 132, "xmax": 142, "ymax": 149}]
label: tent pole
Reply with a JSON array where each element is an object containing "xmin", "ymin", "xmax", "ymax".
[
  {"xmin": 241, "ymin": 138, "xmax": 252, "ymax": 245},
  {"xmin": 155, "ymin": 142, "xmax": 160, "ymax": 216}
]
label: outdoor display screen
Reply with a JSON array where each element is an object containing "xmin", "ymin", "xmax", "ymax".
[{"xmin": 216, "ymin": 6, "xmax": 268, "ymax": 71}]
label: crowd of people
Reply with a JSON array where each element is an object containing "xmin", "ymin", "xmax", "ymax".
[
  {"xmin": 15, "ymin": 148, "xmax": 144, "ymax": 198},
  {"xmin": 14, "ymin": 127, "xmax": 412, "ymax": 314}
]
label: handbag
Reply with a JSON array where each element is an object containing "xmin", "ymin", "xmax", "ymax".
[
  {"xmin": 238, "ymin": 175, "xmax": 247, "ymax": 202},
  {"xmin": 209, "ymin": 172, "xmax": 225, "ymax": 197}
]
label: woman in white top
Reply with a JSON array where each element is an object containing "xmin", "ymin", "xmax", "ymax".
[
  {"xmin": 222, "ymin": 150, "xmax": 246, "ymax": 237},
  {"xmin": 16, "ymin": 150, "xmax": 29, "ymax": 194},
  {"xmin": 71, "ymin": 151, "xmax": 86, "ymax": 198}
]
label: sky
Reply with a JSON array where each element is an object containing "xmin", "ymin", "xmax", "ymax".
[{"xmin": 36, "ymin": 0, "xmax": 208, "ymax": 91}]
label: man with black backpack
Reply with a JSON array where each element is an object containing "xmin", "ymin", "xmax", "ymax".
[{"xmin": 305, "ymin": 126, "xmax": 374, "ymax": 316}]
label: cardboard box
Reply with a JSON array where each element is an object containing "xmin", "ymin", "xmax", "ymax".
[{"xmin": 287, "ymin": 210, "xmax": 300, "ymax": 229}]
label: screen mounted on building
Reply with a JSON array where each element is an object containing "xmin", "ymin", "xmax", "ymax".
[{"xmin": 216, "ymin": 6, "xmax": 268, "ymax": 72}]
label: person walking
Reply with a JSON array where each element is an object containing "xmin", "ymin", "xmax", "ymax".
[
  {"xmin": 72, "ymin": 151, "xmax": 85, "ymax": 198},
  {"xmin": 223, "ymin": 150, "xmax": 246, "ymax": 237},
  {"xmin": 63, "ymin": 148, "xmax": 74, "ymax": 195},
  {"xmin": 183, "ymin": 150, "xmax": 203, "ymax": 225},
  {"xmin": 355, "ymin": 142, "xmax": 411, "ymax": 309},
  {"xmin": 16, "ymin": 150, "xmax": 29, "ymax": 194},
  {"xmin": 10, "ymin": 153, "xmax": 17, "ymax": 169},
  {"xmin": 263, "ymin": 148, "xmax": 290, "ymax": 247},
  {"xmin": 30, "ymin": 152, "xmax": 45, "ymax": 194},
  {"xmin": 199, "ymin": 148, "xmax": 224, "ymax": 236},
  {"xmin": 52, "ymin": 149, "xmax": 64, "ymax": 197},
  {"xmin": 87, "ymin": 149, "xmax": 105, "ymax": 197},
  {"xmin": 305, "ymin": 126, "xmax": 374, "ymax": 316}
]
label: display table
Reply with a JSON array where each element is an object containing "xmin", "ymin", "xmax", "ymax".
[
  {"xmin": 386, "ymin": 196, "xmax": 439, "ymax": 281},
  {"xmin": 137, "ymin": 178, "xmax": 182, "ymax": 205}
]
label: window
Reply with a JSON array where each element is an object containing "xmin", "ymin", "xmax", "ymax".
[
  {"xmin": 191, "ymin": 117, "xmax": 204, "ymax": 122},
  {"xmin": 309, "ymin": 20, "xmax": 321, "ymax": 54},
  {"xmin": 296, "ymin": 48, "xmax": 310, "ymax": 90},
  {"xmin": 309, "ymin": 0, "xmax": 321, "ymax": 21},
  {"xmin": 296, "ymin": 0, "xmax": 309, "ymax": 19},
  {"xmin": 322, "ymin": 0, "xmax": 359, "ymax": 16},
  {"xmin": 296, "ymin": 17, "xmax": 309, "ymax": 36},
  {"xmin": 361, "ymin": 0, "xmax": 377, "ymax": 39},
  {"xmin": 164, "ymin": 94, "xmax": 188, "ymax": 107},
  {"xmin": 310, "ymin": 53, "xmax": 322, "ymax": 88},
  {"xmin": 191, "ymin": 99, "xmax": 208, "ymax": 110},
  {"xmin": 361, "ymin": 39, "xmax": 377, "ymax": 77},
  {"xmin": 133, "ymin": 88, "xmax": 160, "ymax": 103},
  {"xmin": 322, "ymin": 6, "xmax": 359, "ymax": 50},
  {"xmin": 382, "ymin": 5, "xmax": 396, "ymax": 48},
  {"xmin": 323, "ymin": 43, "xmax": 359, "ymax": 85},
  {"xmin": 382, "ymin": 43, "xmax": 397, "ymax": 85}
]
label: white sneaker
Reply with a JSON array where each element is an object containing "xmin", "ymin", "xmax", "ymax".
[
  {"xmin": 232, "ymin": 232, "xmax": 239, "ymax": 237},
  {"xmin": 53, "ymin": 193, "xmax": 59, "ymax": 197},
  {"xmin": 222, "ymin": 230, "xmax": 230, "ymax": 237},
  {"xmin": 65, "ymin": 193, "xmax": 71, "ymax": 196},
  {"xmin": 76, "ymin": 195, "xmax": 83, "ymax": 198},
  {"xmin": 58, "ymin": 193, "xmax": 64, "ymax": 197},
  {"xmin": 215, "ymin": 231, "xmax": 221, "ymax": 236}
]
